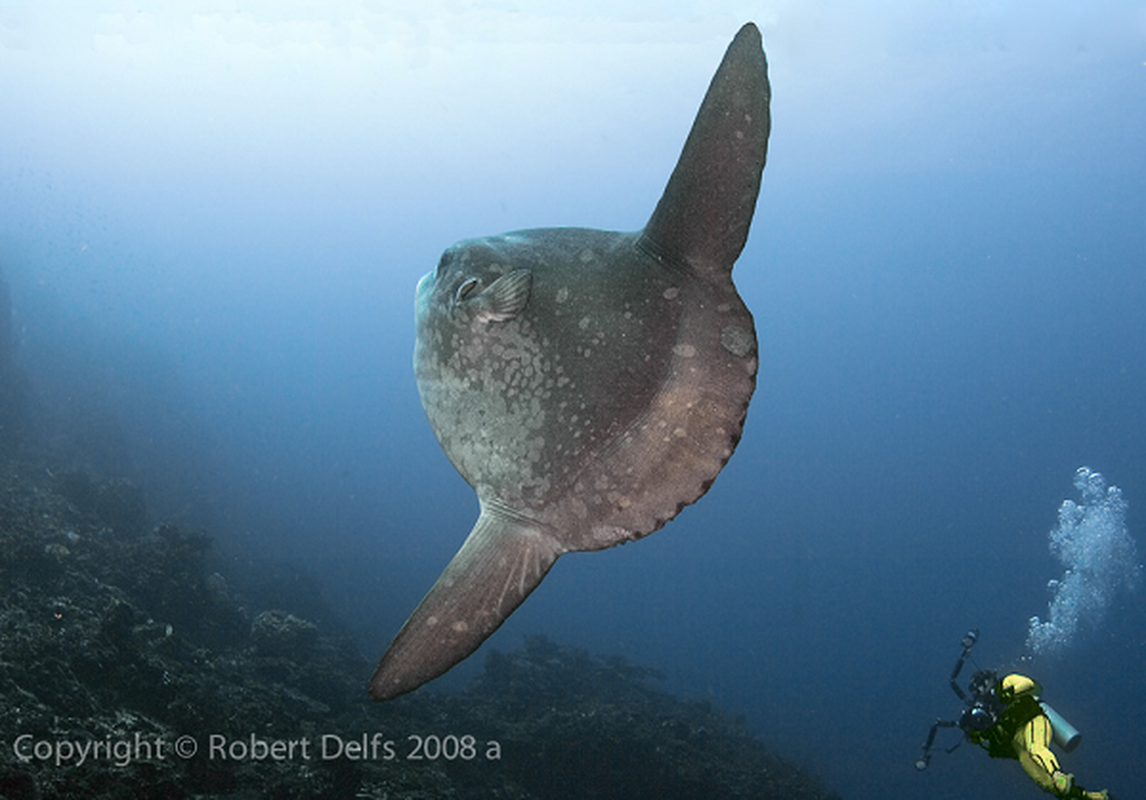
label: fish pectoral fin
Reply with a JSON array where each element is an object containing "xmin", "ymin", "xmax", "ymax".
[
  {"xmin": 369, "ymin": 504, "xmax": 564, "ymax": 700},
  {"xmin": 473, "ymin": 268, "xmax": 532, "ymax": 323}
]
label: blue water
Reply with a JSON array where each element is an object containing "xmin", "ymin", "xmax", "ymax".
[{"xmin": 3, "ymin": 5, "xmax": 1144, "ymax": 798}]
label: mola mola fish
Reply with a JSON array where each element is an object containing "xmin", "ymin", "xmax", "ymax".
[{"xmin": 370, "ymin": 22, "xmax": 770, "ymax": 700}]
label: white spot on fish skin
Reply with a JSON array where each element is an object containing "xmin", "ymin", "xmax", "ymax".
[
  {"xmin": 673, "ymin": 343, "xmax": 697, "ymax": 358},
  {"xmin": 426, "ymin": 616, "xmax": 440, "ymax": 627},
  {"xmin": 663, "ymin": 287, "xmax": 680, "ymax": 300},
  {"xmin": 556, "ymin": 287, "xmax": 569, "ymax": 303},
  {"xmin": 578, "ymin": 316, "xmax": 591, "ymax": 330},
  {"xmin": 451, "ymin": 620, "xmax": 469, "ymax": 633},
  {"xmin": 720, "ymin": 325, "xmax": 754, "ymax": 358}
]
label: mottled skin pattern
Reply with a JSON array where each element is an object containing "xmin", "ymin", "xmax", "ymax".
[{"xmin": 371, "ymin": 23, "xmax": 770, "ymax": 700}]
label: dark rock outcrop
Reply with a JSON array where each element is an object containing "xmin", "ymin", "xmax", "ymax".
[{"xmin": 0, "ymin": 458, "xmax": 840, "ymax": 800}]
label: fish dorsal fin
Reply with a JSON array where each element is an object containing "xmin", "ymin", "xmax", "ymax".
[{"xmin": 641, "ymin": 22, "xmax": 770, "ymax": 277}]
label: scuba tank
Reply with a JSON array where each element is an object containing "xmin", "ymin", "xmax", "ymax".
[{"xmin": 1039, "ymin": 701, "xmax": 1081, "ymax": 752}]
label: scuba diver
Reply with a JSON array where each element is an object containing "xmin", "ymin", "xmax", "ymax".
[{"xmin": 916, "ymin": 630, "xmax": 1112, "ymax": 799}]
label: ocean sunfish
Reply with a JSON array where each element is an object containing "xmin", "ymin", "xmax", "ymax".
[{"xmin": 371, "ymin": 22, "xmax": 770, "ymax": 700}]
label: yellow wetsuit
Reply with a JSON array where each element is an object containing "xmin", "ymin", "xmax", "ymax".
[
  {"xmin": 979, "ymin": 675, "xmax": 1109, "ymax": 800},
  {"xmin": 1013, "ymin": 712, "xmax": 1063, "ymax": 793}
]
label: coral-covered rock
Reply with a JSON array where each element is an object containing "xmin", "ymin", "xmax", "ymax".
[
  {"xmin": 251, "ymin": 610, "xmax": 319, "ymax": 657},
  {"xmin": 0, "ymin": 458, "xmax": 840, "ymax": 799}
]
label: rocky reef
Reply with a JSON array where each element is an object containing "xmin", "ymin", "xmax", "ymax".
[{"xmin": 0, "ymin": 459, "xmax": 840, "ymax": 800}]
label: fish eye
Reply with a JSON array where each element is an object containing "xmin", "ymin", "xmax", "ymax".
[{"xmin": 454, "ymin": 277, "xmax": 480, "ymax": 304}]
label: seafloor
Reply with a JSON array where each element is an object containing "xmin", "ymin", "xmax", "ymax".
[{"xmin": 0, "ymin": 458, "xmax": 841, "ymax": 800}]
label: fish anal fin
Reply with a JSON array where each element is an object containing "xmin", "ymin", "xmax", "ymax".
[{"xmin": 369, "ymin": 502, "xmax": 563, "ymax": 700}]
